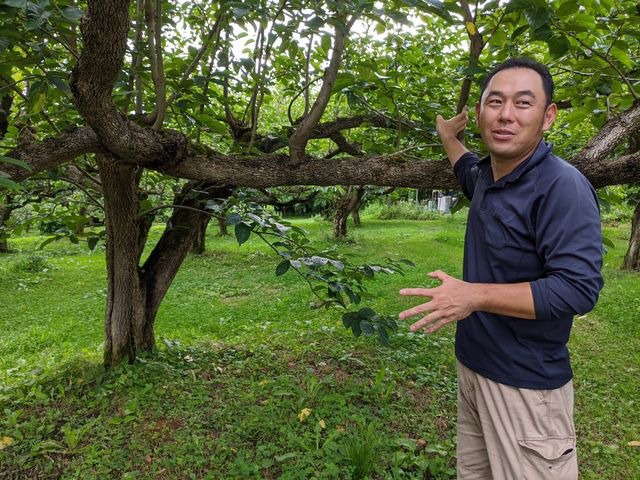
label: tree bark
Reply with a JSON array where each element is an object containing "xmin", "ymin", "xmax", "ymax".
[
  {"xmin": 350, "ymin": 187, "xmax": 365, "ymax": 226},
  {"xmin": 332, "ymin": 187, "xmax": 364, "ymax": 238},
  {"xmin": 99, "ymin": 158, "xmax": 228, "ymax": 365},
  {"xmin": 98, "ymin": 156, "xmax": 144, "ymax": 366},
  {"xmin": 216, "ymin": 216, "xmax": 228, "ymax": 237},
  {"xmin": 622, "ymin": 199, "xmax": 640, "ymax": 271},
  {"xmin": 0, "ymin": 196, "xmax": 13, "ymax": 253}
]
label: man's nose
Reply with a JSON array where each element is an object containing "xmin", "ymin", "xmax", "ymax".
[{"xmin": 498, "ymin": 102, "xmax": 515, "ymax": 122}]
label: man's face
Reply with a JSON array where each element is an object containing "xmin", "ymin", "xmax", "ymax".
[{"xmin": 475, "ymin": 67, "xmax": 557, "ymax": 165}]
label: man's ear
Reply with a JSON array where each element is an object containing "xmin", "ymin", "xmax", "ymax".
[
  {"xmin": 475, "ymin": 102, "xmax": 481, "ymax": 122},
  {"xmin": 543, "ymin": 103, "xmax": 557, "ymax": 131}
]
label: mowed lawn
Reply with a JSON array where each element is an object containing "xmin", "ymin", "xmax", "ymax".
[{"xmin": 0, "ymin": 214, "xmax": 638, "ymax": 479}]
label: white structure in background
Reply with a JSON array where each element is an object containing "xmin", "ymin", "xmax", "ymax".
[
  {"xmin": 437, "ymin": 195, "xmax": 452, "ymax": 214},
  {"xmin": 424, "ymin": 190, "xmax": 454, "ymax": 214}
]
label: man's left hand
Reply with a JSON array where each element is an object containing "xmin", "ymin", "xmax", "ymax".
[{"xmin": 398, "ymin": 270, "xmax": 477, "ymax": 334}]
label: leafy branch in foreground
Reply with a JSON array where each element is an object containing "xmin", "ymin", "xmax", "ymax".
[{"xmin": 226, "ymin": 203, "xmax": 414, "ymax": 345}]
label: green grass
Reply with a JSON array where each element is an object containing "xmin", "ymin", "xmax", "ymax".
[{"xmin": 0, "ymin": 215, "xmax": 638, "ymax": 479}]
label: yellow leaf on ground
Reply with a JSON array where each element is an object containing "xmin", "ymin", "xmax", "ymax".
[
  {"xmin": 628, "ymin": 441, "xmax": 640, "ymax": 447},
  {"xmin": 298, "ymin": 408, "xmax": 312, "ymax": 422},
  {"xmin": 465, "ymin": 22, "xmax": 477, "ymax": 35},
  {"xmin": 0, "ymin": 437, "xmax": 14, "ymax": 450},
  {"xmin": 319, "ymin": 419, "xmax": 326, "ymax": 429}
]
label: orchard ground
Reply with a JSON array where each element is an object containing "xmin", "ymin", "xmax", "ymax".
[{"xmin": 0, "ymin": 213, "xmax": 638, "ymax": 479}]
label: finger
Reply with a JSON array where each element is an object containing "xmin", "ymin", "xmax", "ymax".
[
  {"xmin": 409, "ymin": 310, "xmax": 441, "ymax": 331},
  {"xmin": 424, "ymin": 317, "xmax": 453, "ymax": 334},
  {"xmin": 398, "ymin": 302, "xmax": 433, "ymax": 320},
  {"xmin": 399, "ymin": 287, "xmax": 434, "ymax": 296},
  {"xmin": 428, "ymin": 270, "xmax": 448, "ymax": 281}
]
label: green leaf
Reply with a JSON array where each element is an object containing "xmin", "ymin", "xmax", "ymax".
[
  {"xmin": 556, "ymin": 0, "xmax": 579, "ymax": 17},
  {"xmin": 505, "ymin": 0, "xmax": 547, "ymax": 14},
  {"xmin": 420, "ymin": 0, "xmax": 454, "ymax": 23},
  {"xmin": 61, "ymin": 6, "xmax": 83, "ymax": 22},
  {"xmin": 360, "ymin": 320, "xmax": 374, "ymax": 336},
  {"xmin": 225, "ymin": 213, "xmax": 242, "ymax": 226},
  {"xmin": 2, "ymin": 0, "xmax": 26, "ymax": 8},
  {"xmin": 275, "ymin": 260, "xmax": 290, "ymax": 276},
  {"xmin": 235, "ymin": 222, "xmax": 252, "ymax": 246},
  {"xmin": 358, "ymin": 307, "xmax": 376, "ymax": 319},
  {"xmin": 38, "ymin": 236, "xmax": 60, "ymax": 250},
  {"xmin": 525, "ymin": 7, "xmax": 549, "ymax": 30},
  {"xmin": 0, "ymin": 156, "xmax": 31, "ymax": 170},
  {"xmin": 511, "ymin": 25, "xmax": 529, "ymax": 40},
  {"xmin": 87, "ymin": 236, "xmax": 100, "ymax": 251},
  {"xmin": 275, "ymin": 452, "xmax": 297, "ymax": 463},
  {"xmin": 0, "ymin": 177, "xmax": 22, "ymax": 191},
  {"xmin": 546, "ymin": 35, "xmax": 570, "ymax": 59},
  {"xmin": 602, "ymin": 236, "xmax": 615, "ymax": 249},
  {"xmin": 376, "ymin": 326, "xmax": 390, "ymax": 346},
  {"xmin": 342, "ymin": 311, "xmax": 359, "ymax": 329}
]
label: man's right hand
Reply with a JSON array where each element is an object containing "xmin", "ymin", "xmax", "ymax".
[{"xmin": 436, "ymin": 107, "xmax": 470, "ymax": 167}]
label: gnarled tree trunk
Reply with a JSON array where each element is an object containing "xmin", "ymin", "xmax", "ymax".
[
  {"xmin": 622, "ymin": 199, "xmax": 640, "ymax": 271},
  {"xmin": 100, "ymin": 153, "xmax": 229, "ymax": 365}
]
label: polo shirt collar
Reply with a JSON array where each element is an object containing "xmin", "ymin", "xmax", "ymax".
[{"xmin": 478, "ymin": 140, "xmax": 552, "ymax": 188}]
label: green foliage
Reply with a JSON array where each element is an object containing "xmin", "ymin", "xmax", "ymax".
[
  {"xmin": 363, "ymin": 200, "xmax": 441, "ymax": 220},
  {"xmin": 226, "ymin": 204, "xmax": 412, "ymax": 344},
  {"xmin": 0, "ymin": 218, "xmax": 638, "ymax": 478},
  {"xmin": 9, "ymin": 252, "xmax": 50, "ymax": 272},
  {"xmin": 344, "ymin": 420, "xmax": 379, "ymax": 479}
]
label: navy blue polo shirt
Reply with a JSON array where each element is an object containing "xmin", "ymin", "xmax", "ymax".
[{"xmin": 454, "ymin": 140, "xmax": 604, "ymax": 389}]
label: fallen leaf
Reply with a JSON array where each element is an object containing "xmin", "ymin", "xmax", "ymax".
[
  {"xmin": 0, "ymin": 437, "xmax": 14, "ymax": 450},
  {"xmin": 319, "ymin": 419, "xmax": 326, "ymax": 429},
  {"xmin": 298, "ymin": 408, "xmax": 312, "ymax": 422},
  {"xmin": 628, "ymin": 441, "xmax": 640, "ymax": 447}
]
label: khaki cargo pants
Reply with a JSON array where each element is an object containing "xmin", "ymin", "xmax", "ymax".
[{"xmin": 456, "ymin": 361, "xmax": 578, "ymax": 479}]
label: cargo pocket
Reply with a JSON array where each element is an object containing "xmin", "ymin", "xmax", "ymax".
[{"xmin": 518, "ymin": 436, "xmax": 577, "ymax": 480}]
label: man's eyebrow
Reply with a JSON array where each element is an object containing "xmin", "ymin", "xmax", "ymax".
[{"xmin": 485, "ymin": 89, "xmax": 537, "ymax": 98}]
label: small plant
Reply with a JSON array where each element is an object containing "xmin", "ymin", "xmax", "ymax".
[
  {"xmin": 344, "ymin": 420, "xmax": 379, "ymax": 479},
  {"xmin": 11, "ymin": 254, "xmax": 51, "ymax": 273},
  {"xmin": 226, "ymin": 204, "xmax": 414, "ymax": 345}
]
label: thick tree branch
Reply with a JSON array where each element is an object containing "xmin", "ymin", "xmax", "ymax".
[
  {"xmin": 288, "ymin": 13, "xmax": 359, "ymax": 161},
  {"xmin": 576, "ymin": 151, "xmax": 640, "ymax": 189},
  {"xmin": 4, "ymin": 127, "xmax": 102, "ymax": 182},
  {"xmin": 572, "ymin": 101, "xmax": 640, "ymax": 166},
  {"xmin": 71, "ymin": 0, "xmax": 184, "ymax": 164},
  {"xmin": 157, "ymin": 151, "xmax": 459, "ymax": 189}
]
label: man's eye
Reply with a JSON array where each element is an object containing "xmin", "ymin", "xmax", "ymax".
[
  {"xmin": 517, "ymin": 100, "xmax": 532, "ymax": 106},
  {"xmin": 487, "ymin": 99, "xmax": 501, "ymax": 105}
]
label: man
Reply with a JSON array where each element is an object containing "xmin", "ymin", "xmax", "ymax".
[{"xmin": 398, "ymin": 58, "xmax": 604, "ymax": 479}]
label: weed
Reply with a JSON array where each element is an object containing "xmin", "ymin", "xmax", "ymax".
[
  {"xmin": 344, "ymin": 420, "xmax": 380, "ymax": 479},
  {"xmin": 10, "ymin": 253, "xmax": 51, "ymax": 273}
]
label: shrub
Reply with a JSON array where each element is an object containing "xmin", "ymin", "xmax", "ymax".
[
  {"xmin": 362, "ymin": 201, "xmax": 441, "ymax": 220},
  {"xmin": 11, "ymin": 254, "xmax": 51, "ymax": 273}
]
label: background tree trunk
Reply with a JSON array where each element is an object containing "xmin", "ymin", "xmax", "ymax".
[
  {"xmin": 333, "ymin": 187, "xmax": 365, "ymax": 238},
  {"xmin": 0, "ymin": 201, "xmax": 12, "ymax": 253},
  {"xmin": 191, "ymin": 216, "xmax": 211, "ymax": 254},
  {"xmin": 622, "ymin": 199, "xmax": 640, "ymax": 271},
  {"xmin": 216, "ymin": 216, "xmax": 228, "ymax": 236},
  {"xmin": 350, "ymin": 187, "xmax": 365, "ymax": 226}
]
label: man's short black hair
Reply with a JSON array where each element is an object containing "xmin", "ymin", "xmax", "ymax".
[{"xmin": 480, "ymin": 57, "xmax": 554, "ymax": 106}]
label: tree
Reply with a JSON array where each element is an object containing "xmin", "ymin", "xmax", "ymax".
[{"xmin": 2, "ymin": 0, "xmax": 640, "ymax": 366}]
